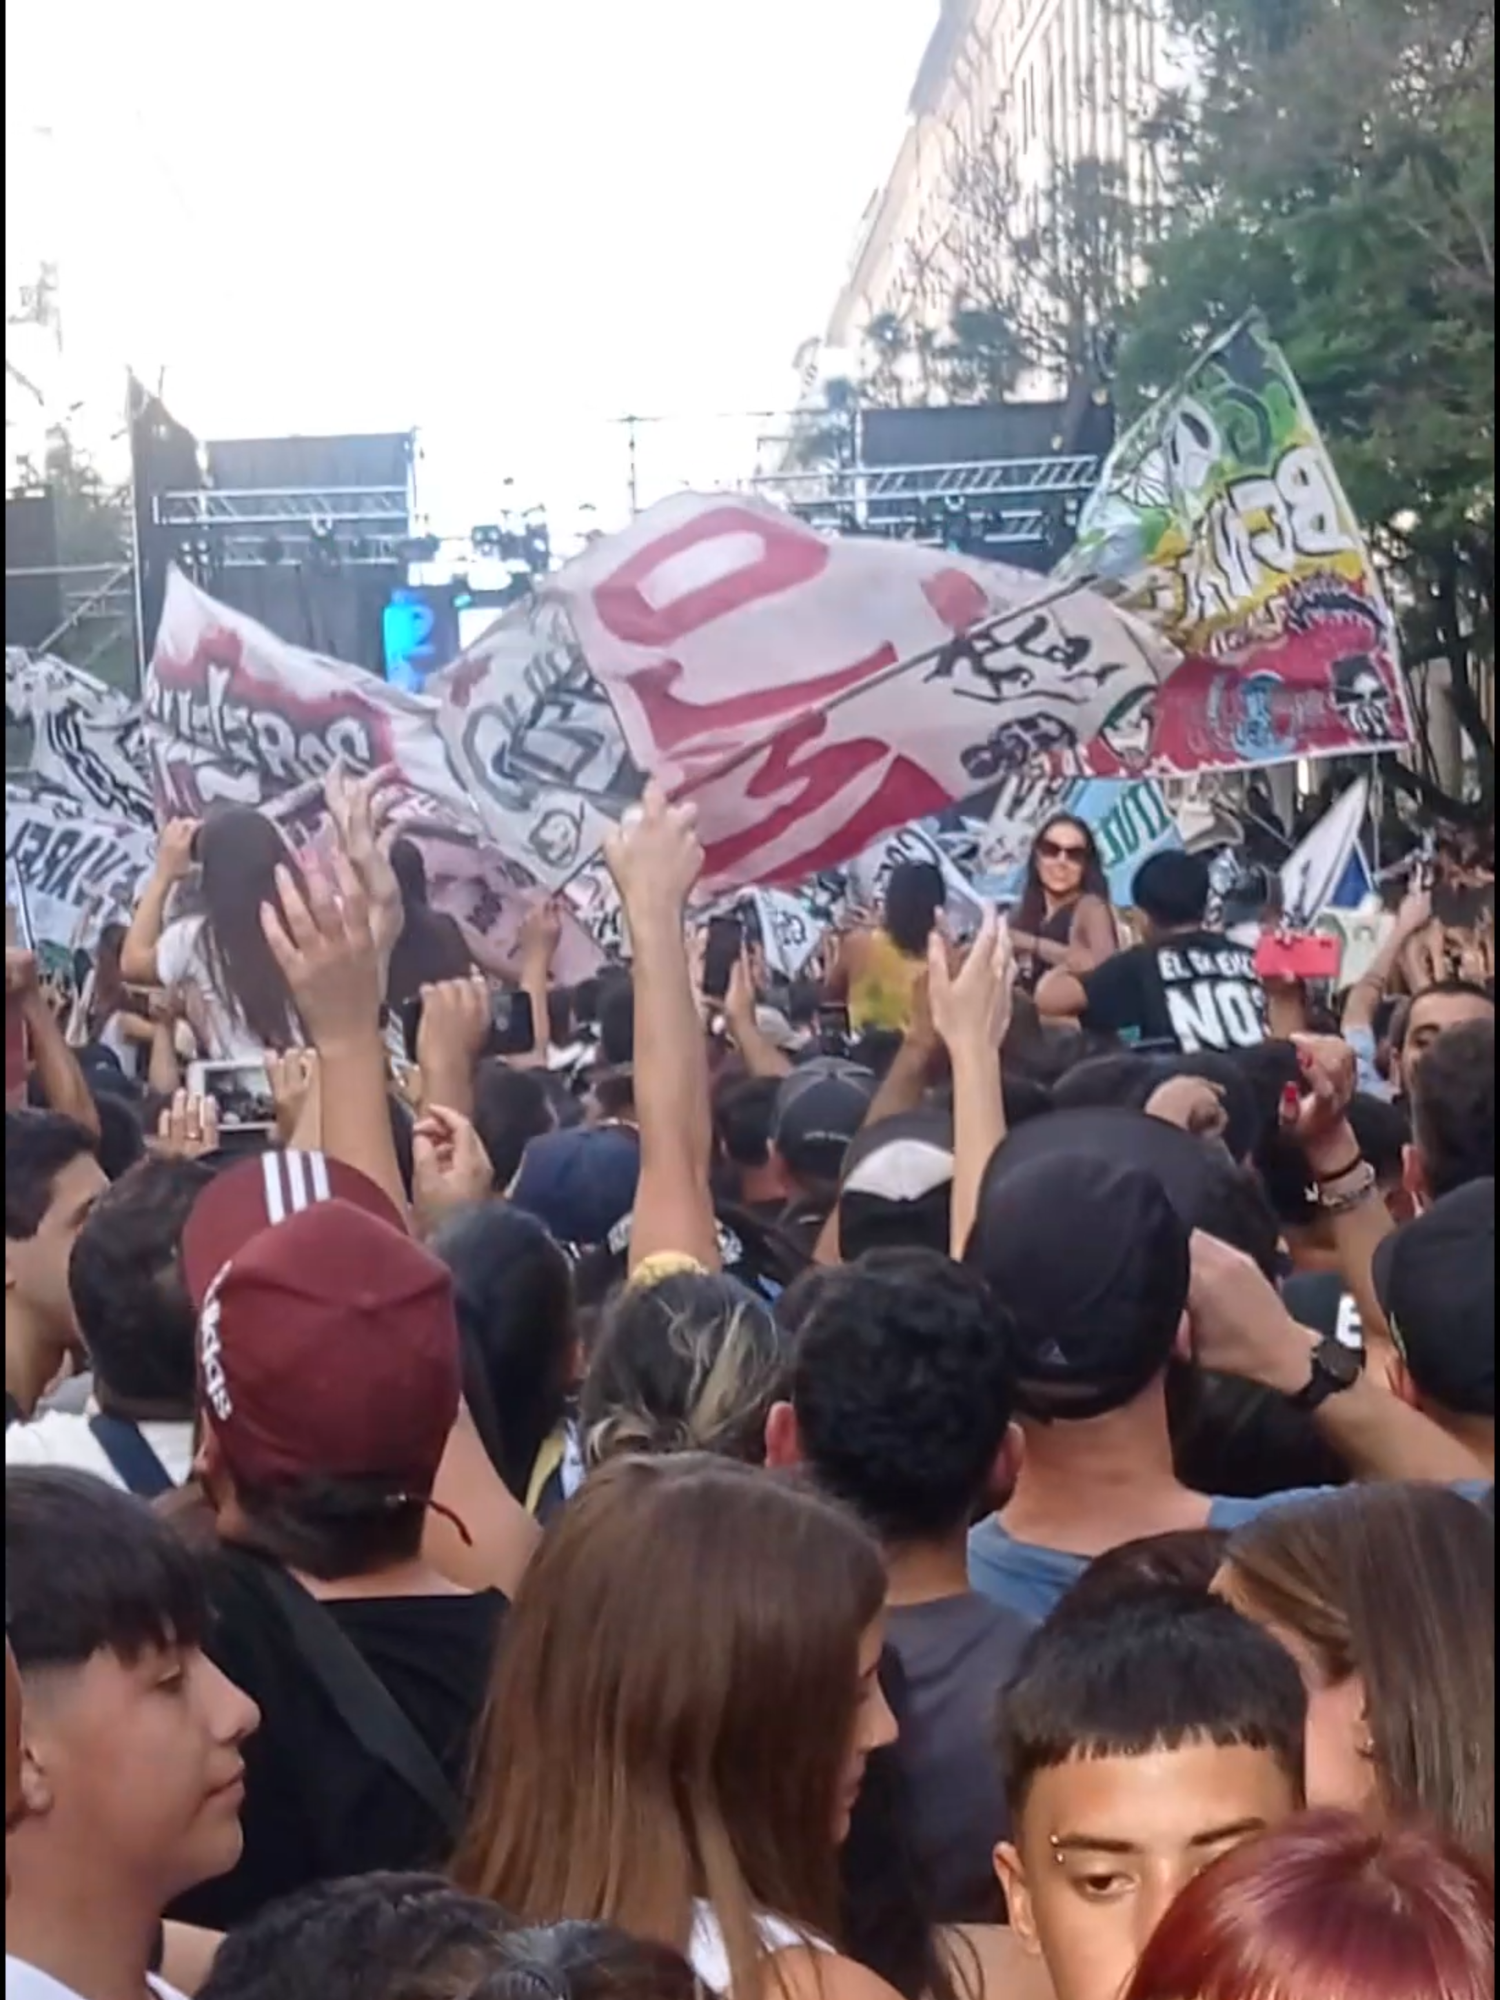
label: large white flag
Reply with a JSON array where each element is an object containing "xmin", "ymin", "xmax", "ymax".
[
  {"xmin": 437, "ymin": 492, "xmax": 1175, "ymax": 894},
  {"xmin": 5, "ymin": 647, "xmax": 154, "ymax": 825},
  {"xmin": 547, "ymin": 494, "xmax": 1172, "ymax": 890}
]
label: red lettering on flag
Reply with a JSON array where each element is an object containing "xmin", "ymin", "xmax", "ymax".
[{"xmin": 591, "ymin": 505, "xmax": 828, "ymax": 649}]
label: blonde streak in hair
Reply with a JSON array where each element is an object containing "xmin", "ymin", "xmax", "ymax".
[{"xmin": 684, "ymin": 1303, "xmax": 765, "ymax": 1451}]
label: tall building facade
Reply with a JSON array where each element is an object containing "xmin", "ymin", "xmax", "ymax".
[{"xmin": 826, "ymin": 0, "xmax": 1171, "ymax": 390}]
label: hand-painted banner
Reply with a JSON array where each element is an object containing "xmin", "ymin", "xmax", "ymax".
[
  {"xmin": 546, "ymin": 493, "xmax": 1174, "ymax": 891},
  {"xmin": 4, "ymin": 783, "xmax": 158, "ymax": 964},
  {"xmin": 144, "ymin": 573, "xmax": 602, "ymax": 982},
  {"xmin": 1057, "ymin": 316, "xmax": 1412, "ymax": 777},
  {"xmin": 847, "ymin": 821, "xmax": 987, "ymax": 937},
  {"xmin": 146, "ymin": 568, "xmax": 469, "ymax": 822},
  {"xmin": 751, "ymin": 889, "xmax": 826, "ymax": 981},
  {"xmin": 5, "ymin": 647, "xmax": 155, "ymax": 825},
  {"xmin": 430, "ymin": 596, "xmax": 635, "ymax": 890}
]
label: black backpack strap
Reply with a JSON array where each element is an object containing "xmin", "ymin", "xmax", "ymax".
[
  {"xmin": 253, "ymin": 1563, "xmax": 463, "ymax": 1839},
  {"xmin": 89, "ymin": 1415, "xmax": 174, "ymax": 1500}
]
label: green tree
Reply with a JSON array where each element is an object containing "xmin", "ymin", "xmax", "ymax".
[{"xmin": 1116, "ymin": 0, "xmax": 1495, "ymax": 813}]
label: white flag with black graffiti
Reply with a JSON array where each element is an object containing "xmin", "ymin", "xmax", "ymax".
[
  {"xmin": 5, "ymin": 647, "xmax": 154, "ymax": 826},
  {"xmin": 4, "ymin": 781, "xmax": 158, "ymax": 961}
]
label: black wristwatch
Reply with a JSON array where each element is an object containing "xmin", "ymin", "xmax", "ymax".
[{"xmin": 1287, "ymin": 1336, "xmax": 1365, "ymax": 1412}]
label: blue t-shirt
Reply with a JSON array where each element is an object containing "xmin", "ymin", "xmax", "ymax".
[{"xmin": 967, "ymin": 1491, "xmax": 1334, "ymax": 1625}]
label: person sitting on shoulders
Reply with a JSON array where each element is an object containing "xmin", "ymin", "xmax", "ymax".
[
  {"xmin": 1008, "ymin": 817, "xmax": 1118, "ymax": 995},
  {"xmin": 1037, "ymin": 851, "xmax": 1266, "ymax": 1055}
]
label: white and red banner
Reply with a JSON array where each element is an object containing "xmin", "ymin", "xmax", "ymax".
[
  {"xmin": 540, "ymin": 493, "xmax": 1172, "ymax": 891},
  {"xmin": 143, "ymin": 572, "xmax": 602, "ymax": 981},
  {"xmin": 146, "ymin": 569, "xmax": 467, "ymax": 821}
]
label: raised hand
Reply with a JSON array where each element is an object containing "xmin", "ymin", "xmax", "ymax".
[
  {"xmin": 1282, "ymin": 1032, "xmax": 1359, "ymax": 1171},
  {"xmin": 326, "ymin": 763, "xmax": 405, "ymax": 961},
  {"xmin": 156, "ymin": 818, "xmax": 201, "ymax": 884},
  {"xmin": 518, "ymin": 898, "xmax": 564, "ymax": 968},
  {"xmin": 260, "ymin": 850, "xmax": 381, "ymax": 1052},
  {"xmin": 412, "ymin": 1104, "xmax": 495, "ymax": 1234},
  {"xmin": 603, "ymin": 782, "xmax": 703, "ymax": 923},
  {"xmin": 927, "ymin": 906, "xmax": 1016, "ymax": 1057},
  {"xmin": 5, "ymin": 949, "xmax": 38, "ymax": 1001},
  {"xmin": 153, "ymin": 1089, "xmax": 221, "ymax": 1161},
  {"xmin": 415, "ymin": 976, "xmax": 492, "ymax": 1076},
  {"xmin": 265, "ymin": 1047, "xmax": 322, "ymax": 1151},
  {"xmin": 724, "ymin": 949, "xmax": 757, "ymax": 1035}
]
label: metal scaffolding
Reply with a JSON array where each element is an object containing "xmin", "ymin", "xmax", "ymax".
[
  {"xmin": 750, "ymin": 454, "xmax": 1102, "ymax": 554},
  {"xmin": 157, "ymin": 484, "xmax": 411, "ymax": 569},
  {"xmin": 751, "ymin": 456, "xmax": 1102, "ymax": 507}
]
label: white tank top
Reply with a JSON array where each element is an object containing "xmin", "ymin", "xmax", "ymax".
[{"xmin": 688, "ymin": 1902, "xmax": 831, "ymax": 1993}]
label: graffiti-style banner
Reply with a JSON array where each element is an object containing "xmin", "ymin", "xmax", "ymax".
[{"xmin": 1057, "ymin": 316, "xmax": 1413, "ymax": 777}]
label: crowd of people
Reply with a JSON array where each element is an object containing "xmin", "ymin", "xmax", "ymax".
[{"xmin": 4, "ymin": 772, "xmax": 1495, "ymax": 2000}]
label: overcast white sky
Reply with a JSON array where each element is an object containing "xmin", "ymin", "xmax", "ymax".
[{"xmin": 6, "ymin": 0, "xmax": 934, "ymax": 534}]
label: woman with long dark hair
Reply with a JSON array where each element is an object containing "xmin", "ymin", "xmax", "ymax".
[
  {"xmin": 454, "ymin": 1454, "xmax": 947, "ymax": 1999},
  {"xmin": 1125, "ymin": 1812, "xmax": 1494, "ymax": 2000},
  {"xmin": 121, "ymin": 808, "xmax": 306, "ymax": 1057},
  {"xmin": 1008, "ymin": 815, "xmax": 1116, "ymax": 993},
  {"xmin": 1218, "ymin": 1484, "xmax": 1494, "ymax": 1864}
]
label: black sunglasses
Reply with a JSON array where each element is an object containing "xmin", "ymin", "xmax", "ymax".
[{"xmin": 1038, "ymin": 836, "xmax": 1090, "ymax": 862}]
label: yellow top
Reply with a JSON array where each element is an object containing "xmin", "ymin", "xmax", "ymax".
[{"xmin": 849, "ymin": 929, "xmax": 926, "ymax": 1034}]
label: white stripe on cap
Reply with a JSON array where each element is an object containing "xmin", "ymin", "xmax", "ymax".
[
  {"xmin": 260, "ymin": 1149, "xmax": 336, "ymax": 1229},
  {"xmin": 261, "ymin": 1149, "xmax": 288, "ymax": 1227}
]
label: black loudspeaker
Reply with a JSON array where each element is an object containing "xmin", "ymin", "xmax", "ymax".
[
  {"xmin": 4, "ymin": 492, "xmax": 63, "ymax": 649},
  {"xmin": 129, "ymin": 374, "xmax": 203, "ymax": 664}
]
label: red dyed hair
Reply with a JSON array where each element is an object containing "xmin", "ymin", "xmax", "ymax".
[{"xmin": 1126, "ymin": 1811, "xmax": 1495, "ymax": 2000}]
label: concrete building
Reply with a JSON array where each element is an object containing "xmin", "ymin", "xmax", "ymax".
[{"xmin": 825, "ymin": 0, "xmax": 1172, "ymax": 394}]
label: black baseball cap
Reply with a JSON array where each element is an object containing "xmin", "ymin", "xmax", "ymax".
[
  {"xmin": 772, "ymin": 1060, "xmax": 877, "ymax": 1188},
  {"xmin": 1373, "ymin": 1178, "xmax": 1494, "ymax": 1418},
  {"xmin": 971, "ymin": 1104, "xmax": 1216, "ymax": 1230},
  {"xmin": 970, "ymin": 1146, "xmax": 1191, "ymax": 1420}
]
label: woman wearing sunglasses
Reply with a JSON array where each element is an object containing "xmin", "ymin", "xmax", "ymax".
[{"xmin": 1009, "ymin": 816, "xmax": 1118, "ymax": 992}]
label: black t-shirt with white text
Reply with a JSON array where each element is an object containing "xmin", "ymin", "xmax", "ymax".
[{"xmin": 1080, "ymin": 930, "xmax": 1267, "ymax": 1054}]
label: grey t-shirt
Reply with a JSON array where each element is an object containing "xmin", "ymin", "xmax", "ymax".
[
  {"xmin": 886, "ymin": 1592, "xmax": 1035, "ymax": 1923},
  {"xmin": 967, "ymin": 1491, "xmax": 1335, "ymax": 1624}
]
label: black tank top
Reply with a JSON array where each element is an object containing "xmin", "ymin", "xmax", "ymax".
[{"xmin": 1018, "ymin": 902, "xmax": 1077, "ymax": 992}]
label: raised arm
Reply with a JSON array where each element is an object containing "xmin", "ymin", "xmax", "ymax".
[
  {"xmin": 509, "ymin": 900, "xmax": 562, "ymax": 1072},
  {"xmin": 6, "ymin": 952, "xmax": 100, "ymax": 1137},
  {"xmin": 724, "ymin": 952, "xmax": 793, "ymax": 1080},
  {"xmin": 604, "ymin": 786, "xmax": 719, "ymax": 1274},
  {"xmin": 1343, "ymin": 889, "xmax": 1430, "ymax": 1044},
  {"xmin": 928, "ymin": 910, "xmax": 1016, "ymax": 1260},
  {"xmin": 1281, "ymin": 1033, "xmax": 1400, "ymax": 1361},
  {"xmin": 1188, "ymin": 1233, "xmax": 1484, "ymax": 1483},
  {"xmin": 120, "ymin": 819, "xmax": 199, "ymax": 986},
  {"xmin": 261, "ymin": 848, "xmax": 408, "ymax": 1222}
]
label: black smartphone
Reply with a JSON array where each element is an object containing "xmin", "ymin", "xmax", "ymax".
[
  {"xmin": 401, "ymin": 987, "xmax": 536, "ymax": 1063},
  {"xmin": 702, "ymin": 916, "xmax": 744, "ymax": 1003},
  {"xmin": 816, "ymin": 1003, "xmax": 852, "ymax": 1057}
]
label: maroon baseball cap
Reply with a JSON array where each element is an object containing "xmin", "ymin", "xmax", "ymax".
[{"xmin": 182, "ymin": 1150, "xmax": 461, "ymax": 1497}]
